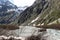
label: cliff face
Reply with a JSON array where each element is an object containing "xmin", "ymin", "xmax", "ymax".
[{"xmin": 18, "ymin": 0, "xmax": 60, "ymax": 26}]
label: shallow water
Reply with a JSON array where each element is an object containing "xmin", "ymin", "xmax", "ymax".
[{"xmin": 45, "ymin": 29, "xmax": 60, "ymax": 40}]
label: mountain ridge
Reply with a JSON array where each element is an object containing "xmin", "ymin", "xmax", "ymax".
[{"xmin": 18, "ymin": 0, "xmax": 60, "ymax": 26}]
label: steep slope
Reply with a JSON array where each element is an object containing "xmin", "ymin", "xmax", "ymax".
[
  {"xmin": 18, "ymin": 0, "xmax": 49, "ymax": 25},
  {"xmin": 18, "ymin": 0, "xmax": 60, "ymax": 26}
]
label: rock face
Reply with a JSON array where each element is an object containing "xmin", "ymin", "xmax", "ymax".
[{"xmin": 18, "ymin": 0, "xmax": 60, "ymax": 26}]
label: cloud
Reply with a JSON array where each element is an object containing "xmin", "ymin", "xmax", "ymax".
[{"xmin": 10, "ymin": 0, "xmax": 36, "ymax": 7}]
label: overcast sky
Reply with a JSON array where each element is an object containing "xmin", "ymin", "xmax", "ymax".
[{"xmin": 9, "ymin": 0, "xmax": 36, "ymax": 7}]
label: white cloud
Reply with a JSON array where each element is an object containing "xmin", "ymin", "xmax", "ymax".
[{"xmin": 10, "ymin": 0, "xmax": 36, "ymax": 7}]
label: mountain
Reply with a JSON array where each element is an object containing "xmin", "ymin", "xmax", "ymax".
[
  {"xmin": 0, "ymin": 0, "xmax": 20, "ymax": 25},
  {"xmin": 0, "ymin": 0, "xmax": 17, "ymax": 12},
  {"xmin": 18, "ymin": 0, "xmax": 60, "ymax": 26},
  {"xmin": 18, "ymin": 0, "xmax": 49, "ymax": 25}
]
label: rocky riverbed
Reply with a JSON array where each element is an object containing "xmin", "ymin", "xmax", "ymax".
[{"xmin": 0, "ymin": 26, "xmax": 60, "ymax": 40}]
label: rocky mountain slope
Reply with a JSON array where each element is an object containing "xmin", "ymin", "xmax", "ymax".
[
  {"xmin": 0, "ymin": 0, "xmax": 23, "ymax": 25},
  {"xmin": 18, "ymin": 0, "xmax": 60, "ymax": 26}
]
